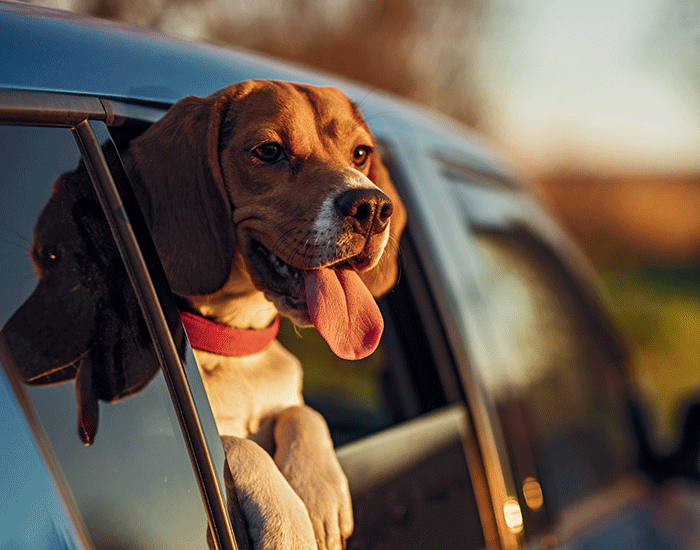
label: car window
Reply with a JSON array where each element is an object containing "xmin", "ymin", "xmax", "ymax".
[
  {"xmin": 275, "ymin": 144, "xmax": 458, "ymax": 446},
  {"xmin": 472, "ymin": 230, "xmax": 630, "ymax": 519},
  {"xmin": 442, "ymin": 161, "xmax": 633, "ymax": 534},
  {"xmin": 0, "ymin": 364, "xmax": 93, "ymax": 550},
  {"xmin": 436, "ymin": 156, "xmax": 635, "ymax": 538},
  {"xmin": 0, "ymin": 125, "xmax": 211, "ymax": 549}
]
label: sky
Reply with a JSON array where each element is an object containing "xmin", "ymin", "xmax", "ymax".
[{"xmin": 474, "ymin": 0, "xmax": 700, "ymax": 173}]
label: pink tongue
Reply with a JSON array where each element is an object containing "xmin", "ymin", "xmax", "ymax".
[{"xmin": 304, "ymin": 268, "xmax": 383, "ymax": 360}]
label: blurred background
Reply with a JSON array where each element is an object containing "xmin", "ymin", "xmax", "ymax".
[{"xmin": 24, "ymin": 0, "xmax": 700, "ymax": 445}]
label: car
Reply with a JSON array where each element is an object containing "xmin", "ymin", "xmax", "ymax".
[{"xmin": 1, "ymin": 2, "xmax": 698, "ymax": 549}]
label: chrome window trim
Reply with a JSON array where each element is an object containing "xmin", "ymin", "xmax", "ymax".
[
  {"xmin": 0, "ymin": 89, "xmax": 238, "ymax": 550},
  {"xmin": 0, "ymin": 89, "xmax": 110, "ymax": 125}
]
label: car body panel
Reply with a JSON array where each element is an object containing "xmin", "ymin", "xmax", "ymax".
[{"xmin": 0, "ymin": 0, "xmax": 509, "ymax": 178}]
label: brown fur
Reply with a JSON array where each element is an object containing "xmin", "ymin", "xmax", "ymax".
[{"xmin": 124, "ymin": 81, "xmax": 405, "ymax": 550}]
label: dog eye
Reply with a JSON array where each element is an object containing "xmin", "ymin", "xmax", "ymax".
[
  {"xmin": 352, "ymin": 146, "xmax": 371, "ymax": 167},
  {"xmin": 44, "ymin": 246, "xmax": 59, "ymax": 262},
  {"xmin": 252, "ymin": 143, "xmax": 285, "ymax": 163},
  {"xmin": 35, "ymin": 245, "xmax": 60, "ymax": 270}
]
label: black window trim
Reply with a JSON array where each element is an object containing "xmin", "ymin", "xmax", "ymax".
[{"xmin": 0, "ymin": 89, "xmax": 239, "ymax": 550}]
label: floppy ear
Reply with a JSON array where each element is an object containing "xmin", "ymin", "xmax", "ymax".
[
  {"xmin": 123, "ymin": 90, "xmax": 236, "ymax": 296},
  {"xmin": 361, "ymin": 154, "xmax": 407, "ymax": 297}
]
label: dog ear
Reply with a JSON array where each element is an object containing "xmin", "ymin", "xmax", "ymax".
[
  {"xmin": 124, "ymin": 90, "xmax": 236, "ymax": 296},
  {"xmin": 361, "ymin": 153, "xmax": 406, "ymax": 298}
]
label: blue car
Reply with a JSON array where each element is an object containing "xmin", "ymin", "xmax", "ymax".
[{"xmin": 1, "ymin": 2, "xmax": 698, "ymax": 549}]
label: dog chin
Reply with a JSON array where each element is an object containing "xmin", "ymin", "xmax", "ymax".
[{"xmin": 264, "ymin": 290, "xmax": 313, "ymax": 327}]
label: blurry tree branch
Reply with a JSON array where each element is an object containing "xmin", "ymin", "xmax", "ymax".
[{"xmin": 35, "ymin": 0, "xmax": 489, "ymax": 129}]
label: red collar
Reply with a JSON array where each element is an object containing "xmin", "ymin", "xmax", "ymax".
[{"xmin": 180, "ymin": 311, "xmax": 280, "ymax": 356}]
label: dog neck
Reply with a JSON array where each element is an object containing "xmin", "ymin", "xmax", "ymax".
[
  {"xmin": 186, "ymin": 289, "xmax": 278, "ymax": 329},
  {"xmin": 183, "ymin": 267, "xmax": 279, "ymax": 330}
]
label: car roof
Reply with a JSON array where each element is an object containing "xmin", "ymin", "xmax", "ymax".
[
  {"xmin": 0, "ymin": 0, "xmax": 511, "ymax": 179},
  {"xmin": 1, "ymin": 0, "xmax": 321, "ymax": 104}
]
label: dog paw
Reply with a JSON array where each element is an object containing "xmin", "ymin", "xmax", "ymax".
[
  {"xmin": 221, "ymin": 436, "xmax": 318, "ymax": 550},
  {"xmin": 281, "ymin": 451, "xmax": 353, "ymax": 550},
  {"xmin": 273, "ymin": 406, "xmax": 354, "ymax": 550}
]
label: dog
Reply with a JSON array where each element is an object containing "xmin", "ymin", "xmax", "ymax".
[
  {"xmin": 122, "ymin": 81, "xmax": 406, "ymax": 550},
  {"xmin": 0, "ymin": 148, "xmax": 161, "ymax": 446}
]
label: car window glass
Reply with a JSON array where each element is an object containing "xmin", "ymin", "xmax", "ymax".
[
  {"xmin": 439, "ymin": 157, "xmax": 632, "ymax": 531},
  {"xmin": 0, "ymin": 125, "xmax": 210, "ymax": 549},
  {"xmin": 472, "ymin": 229, "xmax": 630, "ymax": 519},
  {"xmin": 338, "ymin": 405, "xmax": 486, "ymax": 550}
]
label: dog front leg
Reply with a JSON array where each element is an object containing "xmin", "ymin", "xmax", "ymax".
[
  {"xmin": 273, "ymin": 405, "xmax": 353, "ymax": 550},
  {"xmin": 219, "ymin": 435, "xmax": 318, "ymax": 550}
]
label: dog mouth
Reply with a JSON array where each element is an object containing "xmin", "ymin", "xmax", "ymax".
[
  {"xmin": 248, "ymin": 239, "xmax": 384, "ymax": 361},
  {"xmin": 250, "ymin": 240, "xmax": 372, "ymax": 306},
  {"xmin": 250, "ymin": 241, "xmax": 307, "ymax": 308}
]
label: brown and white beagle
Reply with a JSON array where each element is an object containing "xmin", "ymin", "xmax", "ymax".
[{"xmin": 124, "ymin": 80, "xmax": 406, "ymax": 550}]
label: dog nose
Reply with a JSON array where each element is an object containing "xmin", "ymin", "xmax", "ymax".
[{"xmin": 335, "ymin": 188, "xmax": 393, "ymax": 235}]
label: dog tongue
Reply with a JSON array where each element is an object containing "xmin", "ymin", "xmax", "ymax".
[{"xmin": 304, "ymin": 268, "xmax": 383, "ymax": 360}]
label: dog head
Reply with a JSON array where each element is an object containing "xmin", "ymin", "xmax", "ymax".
[
  {"xmin": 125, "ymin": 81, "xmax": 406, "ymax": 359},
  {"xmin": 0, "ymin": 158, "xmax": 160, "ymax": 445}
]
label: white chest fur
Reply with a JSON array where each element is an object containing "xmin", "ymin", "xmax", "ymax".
[{"xmin": 194, "ymin": 340, "xmax": 304, "ymax": 451}]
